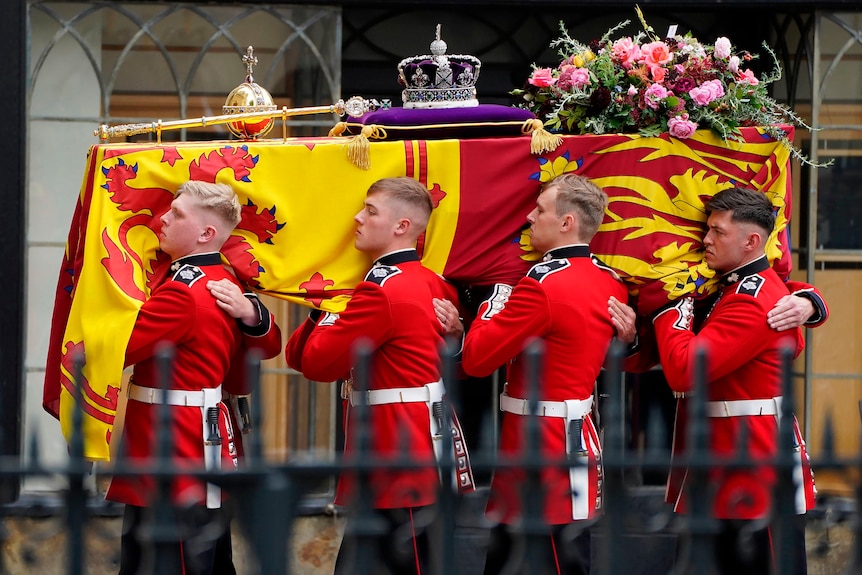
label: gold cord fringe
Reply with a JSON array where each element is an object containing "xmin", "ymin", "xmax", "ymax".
[
  {"xmin": 345, "ymin": 125, "xmax": 387, "ymax": 170},
  {"xmin": 523, "ymin": 119, "xmax": 562, "ymax": 154},
  {"xmin": 332, "ymin": 118, "xmax": 560, "ymax": 168}
]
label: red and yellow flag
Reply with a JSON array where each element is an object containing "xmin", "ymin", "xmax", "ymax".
[{"xmin": 44, "ymin": 127, "xmax": 793, "ymax": 459}]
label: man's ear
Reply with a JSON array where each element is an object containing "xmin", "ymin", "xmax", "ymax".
[
  {"xmin": 393, "ymin": 217, "xmax": 411, "ymax": 237},
  {"xmin": 561, "ymin": 213, "xmax": 580, "ymax": 238},
  {"xmin": 744, "ymin": 230, "xmax": 763, "ymax": 252},
  {"xmin": 199, "ymin": 224, "xmax": 217, "ymax": 243}
]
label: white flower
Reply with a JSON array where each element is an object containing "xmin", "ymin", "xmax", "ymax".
[
  {"xmin": 729, "ymin": 55, "xmax": 740, "ymax": 74},
  {"xmin": 714, "ymin": 37, "xmax": 732, "ymax": 59}
]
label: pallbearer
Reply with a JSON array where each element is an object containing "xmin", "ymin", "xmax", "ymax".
[
  {"xmin": 286, "ymin": 177, "xmax": 473, "ymax": 575},
  {"xmin": 463, "ymin": 174, "xmax": 628, "ymax": 575}
]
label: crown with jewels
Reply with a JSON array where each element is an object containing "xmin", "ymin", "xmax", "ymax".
[{"xmin": 397, "ymin": 24, "xmax": 481, "ymax": 109}]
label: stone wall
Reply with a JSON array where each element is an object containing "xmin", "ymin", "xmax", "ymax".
[{"xmin": 0, "ymin": 508, "xmax": 853, "ymax": 575}]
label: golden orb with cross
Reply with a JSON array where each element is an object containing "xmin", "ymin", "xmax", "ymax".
[{"xmin": 223, "ymin": 46, "xmax": 278, "ymax": 139}]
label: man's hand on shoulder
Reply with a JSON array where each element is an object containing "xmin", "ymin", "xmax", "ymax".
[
  {"xmin": 608, "ymin": 295, "xmax": 636, "ymax": 344},
  {"xmin": 207, "ymin": 279, "xmax": 258, "ymax": 326},
  {"xmin": 433, "ymin": 298, "xmax": 464, "ymax": 339},
  {"xmin": 768, "ymin": 294, "xmax": 814, "ymax": 332}
]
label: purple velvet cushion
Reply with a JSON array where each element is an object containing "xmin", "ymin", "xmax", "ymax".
[{"xmin": 346, "ymin": 104, "xmax": 536, "ymax": 140}]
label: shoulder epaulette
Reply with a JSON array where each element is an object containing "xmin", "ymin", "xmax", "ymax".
[
  {"xmin": 736, "ymin": 274, "xmax": 765, "ymax": 297},
  {"xmin": 527, "ymin": 259, "xmax": 569, "ymax": 282},
  {"xmin": 171, "ymin": 264, "xmax": 205, "ymax": 287},
  {"xmin": 591, "ymin": 255, "xmax": 621, "ymax": 281},
  {"xmin": 365, "ymin": 264, "xmax": 401, "ymax": 286}
]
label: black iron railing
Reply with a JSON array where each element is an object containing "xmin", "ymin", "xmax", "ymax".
[{"xmin": 4, "ymin": 341, "xmax": 861, "ymax": 574}]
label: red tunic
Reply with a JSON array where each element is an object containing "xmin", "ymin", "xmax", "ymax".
[
  {"xmin": 463, "ymin": 245, "xmax": 628, "ymax": 524},
  {"xmin": 285, "ymin": 249, "xmax": 457, "ymax": 509},
  {"xmin": 624, "ymin": 280, "xmax": 828, "ymax": 373},
  {"xmin": 106, "ymin": 252, "xmax": 242, "ymax": 507},
  {"xmin": 653, "ymin": 256, "xmax": 816, "ymax": 519},
  {"xmin": 785, "ymin": 280, "xmax": 829, "ymax": 327}
]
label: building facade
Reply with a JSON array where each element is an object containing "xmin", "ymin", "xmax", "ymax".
[{"xmin": 10, "ymin": 1, "xmax": 862, "ymax": 500}]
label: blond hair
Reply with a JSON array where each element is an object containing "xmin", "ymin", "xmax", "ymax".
[
  {"xmin": 176, "ymin": 181, "xmax": 242, "ymax": 229},
  {"xmin": 367, "ymin": 177, "xmax": 433, "ymax": 231},
  {"xmin": 541, "ymin": 174, "xmax": 608, "ymax": 240}
]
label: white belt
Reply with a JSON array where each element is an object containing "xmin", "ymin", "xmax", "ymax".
[
  {"xmin": 127, "ymin": 383, "xmax": 224, "ymax": 508},
  {"xmin": 341, "ymin": 380, "xmax": 439, "ymax": 407},
  {"xmin": 127, "ymin": 383, "xmax": 222, "ymax": 407},
  {"xmin": 705, "ymin": 396, "xmax": 782, "ymax": 418},
  {"xmin": 499, "ymin": 392, "xmax": 593, "ymax": 419}
]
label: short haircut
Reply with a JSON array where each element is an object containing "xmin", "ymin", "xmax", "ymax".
[
  {"xmin": 705, "ymin": 187, "xmax": 775, "ymax": 236},
  {"xmin": 541, "ymin": 173, "xmax": 609, "ymax": 240},
  {"xmin": 176, "ymin": 180, "xmax": 242, "ymax": 229},
  {"xmin": 367, "ymin": 177, "xmax": 433, "ymax": 230}
]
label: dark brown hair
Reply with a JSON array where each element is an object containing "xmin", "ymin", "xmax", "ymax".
[{"xmin": 706, "ymin": 187, "xmax": 775, "ymax": 235}]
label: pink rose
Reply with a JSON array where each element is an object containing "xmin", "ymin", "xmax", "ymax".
[
  {"xmin": 689, "ymin": 85, "xmax": 712, "ymax": 106},
  {"xmin": 737, "ymin": 68, "xmax": 759, "ymax": 85},
  {"xmin": 644, "ymin": 83, "xmax": 669, "ymax": 110},
  {"xmin": 688, "ymin": 80, "xmax": 725, "ymax": 106},
  {"xmin": 650, "ymin": 65, "xmax": 667, "ymax": 83},
  {"xmin": 668, "ymin": 114, "xmax": 697, "ymax": 139},
  {"xmin": 612, "ymin": 37, "xmax": 641, "ymax": 69},
  {"xmin": 627, "ymin": 84, "xmax": 638, "ymax": 96},
  {"xmin": 640, "ymin": 41, "xmax": 673, "ymax": 67},
  {"xmin": 704, "ymin": 79, "xmax": 725, "ymax": 100},
  {"xmin": 529, "ymin": 68, "xmax": 557, "ymax": 88},
  {"xmin": 714, "ymin": 37, "xmax": 732, "ymax": 59},
  {"xmin": 570, "ymin": 67, "xmax": 591, "ymax": 88}
]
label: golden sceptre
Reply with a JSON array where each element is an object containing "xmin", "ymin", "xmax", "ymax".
[
  {"xmin": 95, "ymin": 46, "xmax": 385, "ymax": 142},
  {"xmin": 93, "ymin": 98, "xmax": 381, "ymax": 141}
]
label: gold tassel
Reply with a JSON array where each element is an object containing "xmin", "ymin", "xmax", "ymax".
[
  {"xmin": 346, "ymin": 125, "xmax": 374, "ymax": 170},
  {"xmin": 328, "ymin": 121, "xmax": 348, "ymax": 137},
  {"xmin": 345, "ymin": 125, "xmax": 387, "ymax": 170},
  {"xmin": 523, "ymin": 119, "xmax": 562, "ymax": 154}
]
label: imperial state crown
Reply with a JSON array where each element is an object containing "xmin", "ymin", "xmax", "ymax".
[{"xmin": 397, "ymin": 24, "xmax": 481, "ymax": 109}]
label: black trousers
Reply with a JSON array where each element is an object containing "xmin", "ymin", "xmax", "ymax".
[
  {"xmin": 676, "ymin": 515, "xmax": 808, "ymax": 575},
  {"xmin": 118, "ymin": 504, "xmax": 236, "ymax": 575},
  {"xmin": 483, "ymin": 523, "xmax": 591, "ymax": 575},
  {"xmin": 334, "ymin": 506, "xmax": 438, "ymax": 575}
]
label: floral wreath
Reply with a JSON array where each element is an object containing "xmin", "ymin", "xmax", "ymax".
[{"xmin": 512, "ymin": 7, "xmax": 823, "ymax": 165}]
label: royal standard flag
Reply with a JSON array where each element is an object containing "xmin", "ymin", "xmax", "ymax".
[{"xmin": 44, "ymin": 127, "xmax": 794, "ymax": 459}]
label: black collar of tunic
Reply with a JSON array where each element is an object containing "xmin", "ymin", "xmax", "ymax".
[
  {"xmin": 543, "ymin": 244, "xmax": 590, "ymax": 261},
  {"xmin": 375, "ymin": 249, "xmax": 420, "ymax": 267},
  {"xmin": 170, "ymin": 252, "xmax": 222, "ymax": 272},
  {"xmin": 719, "ymin": 255, "xmax": 769, "ymax": 287}
]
